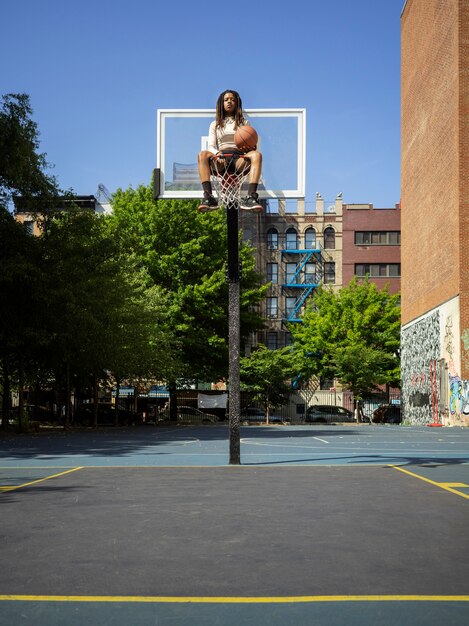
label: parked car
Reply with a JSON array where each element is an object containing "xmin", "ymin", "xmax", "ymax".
[
  {"xmin": 305, "ymin": 405, "xmax": 354, "ymax": 424},
  {"xmin": 176, "ymin": 406, "xmax": 219, "ymax": 424},
  {"xmin": 240, "ymin": 407, "xmax": 285, "ymax": 424},
  {"xmin": 74, "ymin": 403, "xmax": 137, "ymax": 426},
  {"xmin": 372, "ymin": 404, "xmax": 402, "ymax": 424}
]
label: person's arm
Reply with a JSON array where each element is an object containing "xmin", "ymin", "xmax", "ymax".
[{"xmin": 207, "ymin": 121, "xmax": 218, "ymax": 155}]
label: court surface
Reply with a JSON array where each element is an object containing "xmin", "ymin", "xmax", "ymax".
[{"xmin": 1, "ymin": 424, "xmax": 469, "ymax": 625}]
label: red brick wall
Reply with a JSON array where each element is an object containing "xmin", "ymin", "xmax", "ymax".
[
  {"xmin": 401, "ymin": 0, "xmax": 460, "ymax": 324},
  {"xmin": 459, "ymin": 1, "xmax": 469, "ymax": 377},
  {"xmin": 342, "ymin": 206, "xmax": 401, "ymax": 294}
]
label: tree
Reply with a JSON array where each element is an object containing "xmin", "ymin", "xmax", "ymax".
[
  {"xmin": 240, "ymin": 345, "xmax": 300, "ymax": 424},
  {"xmin": 109, "ymin": 186, "xmax": 267, "ymax": 388},
  {"xmin": 292, "ymin": 277, "xmax": 400, "ymax": 402},
  {"xmin": 0, "ymin": 92, "xmax": 63, "ymax": 430},
  {"xmin": 0, "ymin": 93, "xmax": 60, "ymax": 212},
  {"xmin": 0, "ymin": 207, "xmax": 45, "ymax": 429},
  {"xmin": 40, "ymin": 208, "xmax": 175, "ymax": 427}
]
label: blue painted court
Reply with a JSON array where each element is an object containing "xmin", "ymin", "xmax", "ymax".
[{"xmin": 1, "ymin": 424, "xmax": 469, "ymax": 625}]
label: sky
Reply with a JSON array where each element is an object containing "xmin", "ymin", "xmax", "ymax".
[{"xmin": 1, "ymin": 0, "xmax": 404, "ymax": 208}]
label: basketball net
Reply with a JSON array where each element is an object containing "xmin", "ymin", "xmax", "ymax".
[{"xmin": 210, "ymin": 154, "xmax": 250, "ymax": 207}]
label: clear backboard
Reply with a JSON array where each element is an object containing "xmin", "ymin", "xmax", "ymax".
[{"xmin": 156, "ymin": 109, "xmax": 306, "ymax": 199}]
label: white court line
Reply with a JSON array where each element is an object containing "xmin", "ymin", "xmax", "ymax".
[
  {"xmin": 155, "ymin": 438, "xmax": 200, "ymax": 445},
  {"xmin": 239, "ymin": 439, "xmax": 469, "ymax": 454},
  {"xmin": 313, "ymin": 436, "xmax": 329, "ymax": 444}
]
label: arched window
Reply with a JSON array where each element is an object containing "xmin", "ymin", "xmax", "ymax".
[
  {"xmin": 324, "ymin": 227, "xmax": 335, "ymax": 249},
  {"xmin": 286, "ymin": 228, "xmax": 298, "ymax": 250},
  {"xmin": 304, "ymin": 228, "xmax": 316, "ymax": 249},
  {"xmin": 267, "ymin": 228, "xmax": 278, "ymax": 250}
]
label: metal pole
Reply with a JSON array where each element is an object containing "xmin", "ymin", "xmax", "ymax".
[{"xmin": 227, "ymin": 203, "xmax": 241, "ymax": 464}]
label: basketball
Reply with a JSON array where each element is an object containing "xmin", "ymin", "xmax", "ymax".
[{"xmin": 234, "ymin": 125, "xmax": 258, "ymax": 152}]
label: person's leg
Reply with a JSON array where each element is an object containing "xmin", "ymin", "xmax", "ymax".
[
  {"xmin": 246, "ymin": 150, "xmax": 262, "ymax": 184},
  {"xmin": 198, "ymin": 151, "xmax": 214, "ymax": 191},
  {"xmin": 197, "ymin": 151, "xmax": 218, "ymax": 211},
  {"xmin": 239, "ymin": 150, "xmax": 263, "ymax": 210}
]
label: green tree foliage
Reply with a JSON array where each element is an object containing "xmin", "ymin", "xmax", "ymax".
[
  {"xmin": 109, "ymin": 185, "xmax": 267, "ymax": 383},
  {"xmin": 0, "ymin": 207, "xmax": 44, "ymax": 428},
  {"xmin": 0, "ymin": 93, "xmax": 60, "ymax": 211},
  {"xmin": 40, "ymin": 209, "xmax": 173, "ymax": 424},
  {"xmin": 240, "ymin": 345, "xmax": 300, "ymax": 423},
  {"xmin": 0, "ymin": 203, "xmax": 175, "ymax": 429},
  {"xmin": 292, "ymin": 277, "xmax": 400, "ymax": 397}
]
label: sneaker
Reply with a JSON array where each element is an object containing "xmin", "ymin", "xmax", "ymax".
[
  {"xmin": 240, "ymin": 195, "xmax": 263, "ymax": 211},
  {"xmin": 198, "ymin": 195, "xmax": 219, "ymax": 212}
]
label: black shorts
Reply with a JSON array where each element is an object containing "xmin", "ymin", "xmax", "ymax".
[{"xmin": 211, "ymin": 149, "xmax": 251, "ymax": 175}]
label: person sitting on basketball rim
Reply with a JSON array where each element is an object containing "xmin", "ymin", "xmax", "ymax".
[{"xmin": 198, "ymin": 90, "xmax": 263, "ymax": 212}]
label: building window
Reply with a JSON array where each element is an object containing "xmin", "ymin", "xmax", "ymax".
[
  {"xmin": 284, "ymin": 332, "xmax": 293, "ymax": 347},
  {"xmin": 324, "ymin": 262, "xmax": 336, "ymax": 284},
  {"xmin": 267, "ymin": 332, "xmax": 278, "ymax": 350},
  {"xmin": 285, "ymin": 262, "xmax": 297, "ymax": 284},
  {"xmin": 285, "ymin": 296, "xmax": 297, "ymax": 318},
  {"xmin": 355, "ymin": 263, "xmax": 401, "ymax": 277},
  {"xmin": 267, "ymin": 228, "xmax": 278, "ymax": 250},
  {"xmin": 285, "ymin": 228, "xmax": 298, "ymax": 250},
  {"xmin": 24, "ymin": 220, "xmax": 35, "ymax": 236},
  {"xmin": 324, "ymin": 227, "xmax": 335, "ymax": 249},
  {"xmin": 304, "ymin": 227, "xmax": 316, "ymax": 249},
  {"xmin": 320, "ymin": 377, "xmax": 334, "ymax": 390},
  {"xmin": 266, "ymin": 297, "xmax": 278, "ymax": 318},
  {"xmin": 267, "ymin": 263, "xmax": 278, "ymax": 284},
  {"xmin": 305, "ymin": 262, "xmax": 316, "ymax": 283},
  {"xmin": 355, "ymin": 231, "xmax": 400, "ymax": 245}
]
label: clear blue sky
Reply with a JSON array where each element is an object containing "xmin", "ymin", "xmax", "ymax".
[{"xmin": 1, "ymin": 0, "xmax": 403, "ymax": 207}]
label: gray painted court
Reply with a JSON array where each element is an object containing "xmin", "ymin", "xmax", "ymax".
[{"xmin": 1, "ymin": 424, "xmax": 469, "ymax": 625}]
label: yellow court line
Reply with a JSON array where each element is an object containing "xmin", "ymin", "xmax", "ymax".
[
  {"xmin": 390, "ymin": 465, "xmax": 469, "ymax": 500},
  {"xmin": 1, "ymin": 595, "xmax": 469, "ymax": 604},
  {"xmin": 0, "ymin": 467, "xmax": 83, "ymax": 493},
  {"xmin": 439, "ymin": 482, "xmax": 469, "ymax": 488}
]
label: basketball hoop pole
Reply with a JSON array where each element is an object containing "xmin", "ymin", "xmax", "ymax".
[
  {"xmin": 227, "ymin": 202, "xmax": 241, "ymax": 464},
  {"xmin": 209, "ymin": 154, "xmax": 249, "ymax": 465}
]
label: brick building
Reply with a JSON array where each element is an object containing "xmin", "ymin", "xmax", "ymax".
[
  {"xmin": 241, "ymin": 194, "xmax": 343, "ymax": 351},
  {"xmin": 14, "ymin": 194, "xmax": 112, "ymax": 236},
  {"xmin": 342, "ymin": 203, "xmax": 401, "ymax": 294},
  {"xmin": 400, "ymin": 0, "xmax": 469, "ymax": 425}
]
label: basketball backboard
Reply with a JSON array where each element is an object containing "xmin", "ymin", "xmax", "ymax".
[{"xmin": 156, "ymin": 109, "xmax": 306, "ymax": 200}]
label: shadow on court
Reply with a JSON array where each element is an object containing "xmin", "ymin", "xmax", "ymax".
[{"xmin": 0, "ymin": 425, "xmax": 355, "ymax": 462}]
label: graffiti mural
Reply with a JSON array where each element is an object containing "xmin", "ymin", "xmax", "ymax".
[
  {"xmin": 449, "ymin": 376, "xmax": 469, "ymax": 416},
  {"xmin": 401, "ymin": 312, "xmax": 440, "ymax": 424}
]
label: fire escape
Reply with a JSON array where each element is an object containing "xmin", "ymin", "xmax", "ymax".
[{"xmin": 281, "ymin": 232, "xmax": 324, "ymax": 325}]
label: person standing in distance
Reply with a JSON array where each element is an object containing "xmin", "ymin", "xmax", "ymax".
[{"xmin": 198, "ymin": 90, "xmax": 263, "ymax": 212}]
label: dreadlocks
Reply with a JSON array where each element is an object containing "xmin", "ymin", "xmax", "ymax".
[{"xmin": 215, "ymin": 90, "xmax": 246, "ymax": 129}]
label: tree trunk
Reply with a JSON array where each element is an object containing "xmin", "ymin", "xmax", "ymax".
[
  {"xmin": 1, "ymin": 360, "xmax": 11, "ymax": 430},
  {"xmin": 93, "ymin": 374, "xmax": 99, "ymax": 428},
  {"xmin": 33, "ymin": 374, "xmax": 40, "ymax": 422},
  {"xmin": 114, "ymin": 376, "xmax": 121, "ymax": 427},
  {"xmin": 168, "ymin": 380, "xmax": 177, "ymax": 421},
  {"xmin": 64, "ymin": 361, "xmax": 71, "ymax": 429},
  {"xmin": 18, "ymin": 358, "xmax": 25, "ymax": 433}
]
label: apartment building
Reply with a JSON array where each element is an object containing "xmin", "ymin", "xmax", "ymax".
[
  {"xmin": 401, "ymin": 0, "xmax": 469, "ymax": 425},
  {"xmin": 14, "ymin": 194, "xmax": 112, "ymax": 235},
  {"xmin": 342, "ymin": 203, "xmax": 401, "ymax": 295},
  {"xmin": 240, "ymin": 193, "xmax": 343, "ymax": 351}
]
